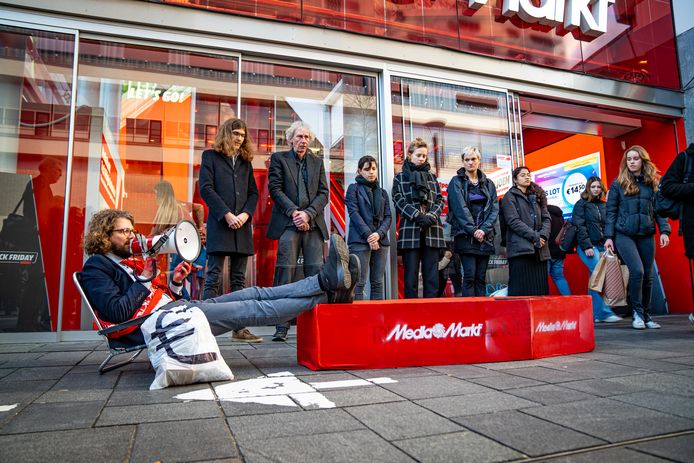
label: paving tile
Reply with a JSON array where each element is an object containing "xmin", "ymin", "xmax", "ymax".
[
  {"xmin": 505, "ymin": 384, "xmax": 597, "ymax": 405},
  {"xmin": 606, "ymin": 372, "xmax": 694, "ymax": 396},
  {"xmin": 454, "ymin": 410, "xmax": 604, "ymax": 456},
  {"xmin": 0, "ymin": 352, "xmax": 43, "ymax": 367},
  {"xmin": 0, "ymin": 379, "xmax": 57, "ymax": 394},
  {"xmin": 108, "ymin": 383, "xmax": 212, "ymax": 406},
  {"xmin": 241, "ymin": 347, "xmax": 296, "ymax": 358},
  {"xmin": 540, "ymin": 360, "xmax": 649, "ymax": 379},
  {"xmin": 559, "ymin": 379, "xmax": 649, "ymax": 397},
  {"xmin": 416, "ymin": 391, "xmax": 539, "ymax": 417},
  {"xmin": 661, "ymin": 355, "xmax": 694, "ymax": 366},
  {"xmin": 0, "ymin": 426, "xmax": 134, "ymax": 462},
  {"xmin": 522, "ymin": 398, "xmax": 694, "ymax": 442},
  {"xmin": 671, "ymin": 368, "xmax": 694, "ymax": 377},
  {"xmin": 31, "ymin": 342, "xmax": 101, "ymax": 352},
  {"xmin": 346, "ymin": 401, "xmax": 462, "ymax": 440},
  {"xmin": 131, "ymin": 418, "xmax": 238, "ymax": 462},
  {"xmin": 0, "ymin": 400, "xmax": 103, "ymax": 434},
  {"xmin": 350, "ymin": 367, "xmax": 440, "ymax": 379},
  {"xmin": 240, "ymin": 429, "xmax": 415, "ymax": 463},
  {"xmin": 426, "ymin": 364, "xmax": 502, "ymax": 379},
  {"xmin": 393, "ymin": 430, "xmax": 523, "ymax": 463},
  {"xmin": 605, "ymin": 348, "xmax": 690, "ymax": 360},
  {"xmin": 228, "ymin": 409, "xmax": 364, "ymax": 445},
  {"xmin": 97, "ymin": 401, "xmax": 221, "ymax": 426},
  {"xmin": 78, "ymin": 349, "xmax": 148, "ymax": 366},
  {"xmin": 468, "ymin": 373, "xmax": 546, "ymax": 390},
  {"xmin": 504, "ymin": 366, "xmax": 593, "ymax": 383},
  {"xmin": 0, "ymin": 344, "xmax": 39, "ymax": 353},
  {"xmin": 51, "ymin": 371, "xmax": 119, "ymax": 390},
  {"xmin": 320, "ymin": 386, "xmax": 407, "ymax": 407},
  {"xmin": 22, "ymin": 351, "xmax": 91, "ymax": 366},
  {"xmin": 248, "ymin": 357, "xmax": 314, "ymax": 376},
  {"xmin": 1, "ymin": 365, "xmax": 71, "ymax": 381},
  {"xmin": 610, "ymin": 391, "xmax": 694, "ymax": 419},
  {"xmin": 379, "ymin": 374, "xmax": 493, "ymax": 399},
  {"xmin": 37, "ymin": 389, "xmax": 111, "ymax": 403},
  {"xmin": 595, "ymin": 355, "xmax": 689, "ymax": 372},
  {"xmin": 221, "ymin": 399, "xmax": 301, "ymax": 417},
  {"xmin": 628, "ymin": 434, "xmax": 694, "ymax": 462},
  {"xmin": 473, "ymin": 359, "xmax": 550, "ymax": 370},
  {"xmin": 0, "ymin": 368, "xmax": 16, "ymax": 379},
  {"xmin": 548, "ymin": 447, "xmax": 669, "ymax": 462}
]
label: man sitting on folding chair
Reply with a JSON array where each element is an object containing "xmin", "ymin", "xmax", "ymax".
[{"xmin": 80, "ymin": 208, "xmax": 358, "ymax": 349}]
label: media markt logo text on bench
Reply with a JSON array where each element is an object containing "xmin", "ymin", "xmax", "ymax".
[
  {"xmin": 385, "ymin": 322, "xmax": 484, "ymax": 342},
  {"xmin": 535, "ymin": 320, "xmax": 577, "ymax": 333}
]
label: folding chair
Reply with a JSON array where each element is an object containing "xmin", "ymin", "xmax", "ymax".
[{"xmin": 73, "ymin": 272, "xmax": 151, "ymax": 374}]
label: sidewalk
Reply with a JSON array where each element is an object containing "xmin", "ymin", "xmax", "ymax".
[{"xmin": 1, "ymin": 315, "xmax": 693, "ymax": 462}]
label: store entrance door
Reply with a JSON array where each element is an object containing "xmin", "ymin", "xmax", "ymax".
[{"xmin": 517, "ymin": 96, "xmax": 689, "ymax": 314}]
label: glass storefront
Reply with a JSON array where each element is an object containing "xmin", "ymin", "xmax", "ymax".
[
  {"xmin": 0, "ymin": 25, "xmax": 75, "ymax": 333},
  {"xmin": 390, "ymin": 76, "xmax": 512, "ymax": 297}
]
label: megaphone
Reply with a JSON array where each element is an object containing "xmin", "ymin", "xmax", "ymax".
[{"xmin": 130, "ymin": 220, "xmax": 201, "ymax": 263}]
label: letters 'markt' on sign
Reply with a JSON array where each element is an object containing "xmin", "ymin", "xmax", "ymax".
[{"xmin": 498, "ymin": 0, "xmax": 615, "ymax": 37}]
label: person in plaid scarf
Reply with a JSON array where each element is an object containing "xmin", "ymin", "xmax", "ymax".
[{"xmin": 392, "ymin": 138, "xmax": 445, "ymax": 298}]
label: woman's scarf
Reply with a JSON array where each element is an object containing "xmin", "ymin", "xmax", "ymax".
[
  {"xmin": 355, "ymin": 175, "xmax": 382, "ymax": 222},
  {"xmin": 403, "ymin": 159, "xmax": 431, "ymax": 206}
]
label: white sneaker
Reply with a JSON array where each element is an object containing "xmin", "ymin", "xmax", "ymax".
[
  {"xmin": 603, "ymin": 315, "xmax": 623, "ymax": 323},
  {"xmin": 632, "ymin": 313, "xmax": 646, "ymax": 330},
  {"xmin": 646, "ymin": 320, "xmax": 661, "ymax": 329}
]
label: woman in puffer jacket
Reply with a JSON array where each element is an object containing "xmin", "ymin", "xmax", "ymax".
[
  {"xmin": 447, "ymin": 146, "xmax": 498, "ymax": 297},
  {"xmin": 605, "ymin": 146, "xmax": 670, "ymax": 330},
  {"xmin": 501, "ymin": 166, "xmax": 551, "ymax": 296},
  {"xmin": 572, "ymin": 176, "xmax": 622, "ymax": 323}
]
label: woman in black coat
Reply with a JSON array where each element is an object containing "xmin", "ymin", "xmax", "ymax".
[
  {"xmin": 199, "ymin": 118, "xmax": 260, "ymax": 342},
  {"xmin": 392, "ymin": 138, "xmax": 445, "ymax": 298},
  {"xmin": 447, "ymin": 146, "xmax": 498, "ymax": 297},
  {"xmin": 572, "ymin": 176, "xmax": 621, "ymax": 322},
  {"xmin": 501, "ymin": 166, "xmax": 551, "ymax": 296},
  {"xmin": 345, "ymin": 155, "xmax": 392, "ymax": 300},
  {"xmin": 605, "ymin": 146, "xmax": 670, "ymax": 330}
]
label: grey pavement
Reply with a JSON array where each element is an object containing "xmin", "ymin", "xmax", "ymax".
[{"xmin": 1, "ymin": 314, "xmax": 693, "ymax": 462}]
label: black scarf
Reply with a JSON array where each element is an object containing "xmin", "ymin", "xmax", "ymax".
[
  {"xmin": 356, "ymin": 175, "xmax": 381, "ymax": 227},
  {"xmin": 403, "ymin": 159, "xmax": 431, "ymax": 206}
]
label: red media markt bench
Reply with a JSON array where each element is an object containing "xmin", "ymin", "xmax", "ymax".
[{"xmin": 297, "ymin": 295, "xmax": 594, "ymax": 370}]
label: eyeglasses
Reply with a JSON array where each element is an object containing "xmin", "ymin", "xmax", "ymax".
[{"xmin": 112, "ymin": 228, "xmax": 138, "ymax": 236}]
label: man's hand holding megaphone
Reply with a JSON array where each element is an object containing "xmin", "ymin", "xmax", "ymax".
[{"xmin": 172, "ymin": 261, "xmax": 192, "ymax": 284}]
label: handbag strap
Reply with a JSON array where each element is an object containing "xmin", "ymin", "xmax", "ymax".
[{"xmin": 11, "ymin": 195, "xmax": 24, "ymax": 215}]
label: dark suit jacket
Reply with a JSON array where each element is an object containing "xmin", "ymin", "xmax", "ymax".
[
  {"xmin": 199, "ymin": 149, "xmax": 258, "ymax": 255},
  {"xmin": 266, "ymin": 149, "xmax": 329, "ymax": 240},
  {"xmin": 345, "ymin": 182, "xmax": 391, "ymax": 247},
  {"xmin": 81, "ymin": 254, "xmax": 186, "ymax": 325}
]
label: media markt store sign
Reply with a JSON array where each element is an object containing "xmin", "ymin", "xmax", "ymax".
[{"xmin": 468, "ymin": 0, "xmax": 615, "ymax": 36}]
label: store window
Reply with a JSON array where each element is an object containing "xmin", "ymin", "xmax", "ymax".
[
  {"xmin": 240, "ymin": 61, "xmax": 379, "ymax": 287},
  {"xmin": 391, "ymin": 76, "xmax": 512, "ymax": 297},
  {"xmin": 62, "ymin": 40, "xmax": 238, "ymax": 331},
  {"xmin": 0, "ymin": 25, "xmax": 75, "ymax": 333}
]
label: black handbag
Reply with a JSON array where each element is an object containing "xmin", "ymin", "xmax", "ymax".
[
  {"xmin": 0, "ymin": 197, "xmax": 34, "ymax": 248},
  {"xmin": 558, "ymin": 221, "xmax": 578, "ymax": 253}
]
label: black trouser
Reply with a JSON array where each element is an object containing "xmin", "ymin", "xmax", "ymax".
[
  {"xmin": 615, "ymin": 233, "xmax": 655, "ymax": 321},
  {"xmin": 203, "ymin": 252, "xmax": 249, "ymax": 298},
  {"xmin": 401, "ymin": 246, "xmax": 439, "ymax": 298},
  {"xmin": 460, "ymin": 253, "xmax": 490, "ymax": 297}
]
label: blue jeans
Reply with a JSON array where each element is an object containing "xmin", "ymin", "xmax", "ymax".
[
  {"xmin": 167, "ymin": 275, "xmax": 327, "ymax": 335},
  {"xmin": 615, "ymin": 233, "xmax": 655, "ymax": 321},
  {"xmin": 350, "ymin": 245, "xmax": 389, "ymax": 300},
  {"xmin": 548, "ymin": 258, "xmax": 571, "ymax": 296},
  {"xmin": 577, "ymin": 245, "xmax": 617, "ymax": 320}
]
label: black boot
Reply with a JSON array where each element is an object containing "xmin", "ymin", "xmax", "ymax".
[
  {"xmin": 319, "ymin": 234, "xmax": 350, "ymax": 291},
  {"xmin": 329, "ymin": 254, "xmax": 360, "ymax": 304}
]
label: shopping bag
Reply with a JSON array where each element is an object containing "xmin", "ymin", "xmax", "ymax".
[
  {"xmin": 601, "ymin": 250, "xmax": 629, "ymax": 306},
  {"xmin": 142, "ymin": 305, "xmax": 233, "ymax": 390},
  {"xmin": 588, "ymin": 251, "xmax": 608, "ymax": 293}
]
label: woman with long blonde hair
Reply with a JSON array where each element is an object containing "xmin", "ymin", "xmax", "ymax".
[{"xmin": 604, "ymin": 145, "xmax": 670, "ymax": 330}]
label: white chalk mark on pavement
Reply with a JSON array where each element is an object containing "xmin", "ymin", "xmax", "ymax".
[
  {"xmin": 173, "ymin": 372, "xmax": 396, "ymax": 408},
  {"xmin": 0, "ymin": 403, "xmax": 19, "ymax": 412}
]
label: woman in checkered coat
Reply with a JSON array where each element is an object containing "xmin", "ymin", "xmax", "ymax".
[{"xmin": 392, "ymin": 138, "xmax": 446, "ymax": 298}]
